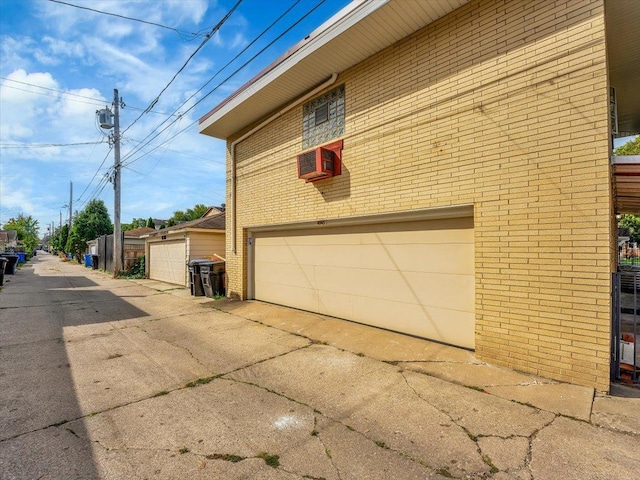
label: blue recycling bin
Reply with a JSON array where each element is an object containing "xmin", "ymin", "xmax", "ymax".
[
  {"xmin": 16, "ymin": 252, "xmax": 26, "ymax": 263},
  {"xmin": 84, "ymin": 254, "xmax": 93, "ymax": 268}
]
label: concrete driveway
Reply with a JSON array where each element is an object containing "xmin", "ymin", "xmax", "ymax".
[{"xmin": 1, "ymin": 253, "xmax": 638, "ymax": 479}]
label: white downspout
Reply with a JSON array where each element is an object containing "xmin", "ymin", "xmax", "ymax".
[{"xmin": 229, "ymin": 73, "xmax": 338, "ymax": 254}]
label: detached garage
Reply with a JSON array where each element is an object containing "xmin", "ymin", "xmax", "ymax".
[
  {"xmin": 249, "ymin": 208, "xmax": 475, "ymax": 349},
  {"xmin": 145, "ymin": 210, "xmax": 225, "ymax": 287}
]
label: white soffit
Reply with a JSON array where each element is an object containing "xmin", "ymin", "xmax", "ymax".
[{"xmin": 199, "ymin": 0, "xmax": 471, "ymax": 139}]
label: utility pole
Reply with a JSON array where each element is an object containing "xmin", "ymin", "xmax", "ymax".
[
  {"xmin": 97, "ymin": 90, "xmax": 124, "ymax": 276},
  {"xmin": 112, "ymin": 89, "xmax": 123, "ymax": 275},
  {"xmin": 68, "ymin": 181, "xmax": 73, "ymax": 229}
]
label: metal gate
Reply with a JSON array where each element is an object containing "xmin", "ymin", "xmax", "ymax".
[
  {"xmin": 612, "ymin": 271, "xmax": 639, "ymax": 385},
  {"xmin": 96, "ymin": 233, "xmax": 122, "ymax": 273}
]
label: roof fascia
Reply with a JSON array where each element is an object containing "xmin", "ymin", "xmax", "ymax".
[{"xmin": 198, "ymin": 0, "xmax": 388, "ymax": 133}]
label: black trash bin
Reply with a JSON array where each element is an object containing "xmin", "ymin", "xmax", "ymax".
[
  {"xmin": 199, "ymin": 261, "xmax": 225, "ymax": 298},
  {"xmin": 188, "ymin": 259, "xmax": 207, "ymax": 297},
  {"xmin": 91, "ymin": 254, "xmax": 99, "ymax": 270},
  {"xmin": 2, "ymin": 254, "xmax": 19, "ymax": 275},
  {"xmin": 0, "ymin": 257, "xmax": 7, "ymax": 286}
]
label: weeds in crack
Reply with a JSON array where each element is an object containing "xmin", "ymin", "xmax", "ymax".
[
  {"xmin": 311, "ymin": 430, "xmax": 319, "ymax": 436},
  {"xmin": 464, "ymin": 385, "xmax": 485, "ymax": 392},
  {"xmin": 302, "ymin": 475, "xmax": 327, "ymax": 480},
  {"xmin": 206, "ymin": 453, "xmax": 245, "ymax": 463},
  {"xmin": 374, "ymin": 440, "xmax": 389, "ymax": 449},
  {"xmin": 482, "ymin": 454, "xmax": 499, "ymax": 474},
  {"xmin": 435, "ymin": 467, "xmax": 454, "ymax": 478},
  {"xmin": 178, "ymin": 446, "xmax": 190, "ymax": 454},
  {"xmin": 152, "ymin": 390, "xmax": 169, "ymax": 397},
  {"xmin": 512, "ymin": 399, "xmax": 536, "ymax": 409},
  {"xmin": 257, "ymin": 452, "xmax": 280, "ymax": 468},
  {"xmin": 185, "ymin": 375, "xmax": 220, "ymax": 388}
]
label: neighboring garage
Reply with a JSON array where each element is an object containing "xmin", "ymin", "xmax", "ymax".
[
  {"xmin": 250, "ymin": 210, "xmax": 475, "ymax": 349},
  {"xmin": 149, "ymin": 240, "xmax": 187, "ymax": 286},
  {"xmin": 145, "ymin": 209, "xmax": 226, "ymax": 287}
]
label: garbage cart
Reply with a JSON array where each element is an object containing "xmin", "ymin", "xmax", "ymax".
[
  {"xmin": 187, "ymin": 259, "xmax": 208, "ymax": 297},
  {"xmin": 199, "ymin": 260, "xmax": 225, "ymax": 298},
  {"xmin": 2, "ymin": 254, "xmax": 19, "ymax": 274},
  {"xmin": 91, "ymin": 254, "xmax": 99, "ymax": 270},
  {"xmin": 0, "ymin": 256, "xmax": 7, "ymax": 286},
  {"xmin": 84, "ymin": 254, "xmax": 92, "ymax": 268}
]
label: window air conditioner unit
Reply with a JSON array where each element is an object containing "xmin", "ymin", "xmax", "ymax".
[{"xmin": 297, "ymin": 140, "xmax": 343, "ymax": 183}]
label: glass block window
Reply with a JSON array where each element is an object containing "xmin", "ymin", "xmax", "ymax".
[{"xmin": 302, "ymin": 84, "xmax": 344, "ymax": 149}]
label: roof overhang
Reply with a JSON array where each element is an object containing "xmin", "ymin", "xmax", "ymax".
[
  {"xmin": 199, "ymin": 0, "xmax": 471, "ymax": 139},
  {"xmin": 606, "ymin": 0, "xmax": 640, "ymax": 137}
]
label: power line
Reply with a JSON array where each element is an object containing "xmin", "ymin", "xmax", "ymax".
[
  {"xmin": 121, "ymin": 0, "xmax": 304, "ymax": 166},
  {"xmin": 0, "ymin": 141, "xmax": 106, "ymax": 149},
  {"xmin": 46, "ymin": 0, "xmax": 205, "ymax": 39},
  {"xmin": 122, "ymin": 0, "xmax": 326, "ymax": 168},
  {"xmin": 0, "ymin": 78, "xmax": 178, "ymax": 116},
  {"xmin": 121, "ymin": 0, "xmax": 243, "ymax": 135},
  {"xmin": 76, "ymin": 146, "xmax": 114, "ymax": 207}
]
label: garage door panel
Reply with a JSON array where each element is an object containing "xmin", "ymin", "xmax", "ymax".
[
  {"xmin": 255, "ymin": 260, "xmax": 315, "ymax": 287},
  {"xmin": 405, "ymin": 272, "xmax": 476, "ymax": 312},
  {"xmin": 255, "ymin": 280, "xmax": 319, "ymax": 312},
  {"xmin": 351, "ymin": 297, "xmax": 475, "ymax": 350},
  {"xmin": 385, "ymin": 243, "xmax": 475, "ymax": 275},
  {"xmin": 149, "ymin": 241, "xmax": 186, "ymax": 286},
  {"xmin": 253, "ymin": 216, "xmax": 475, "ymax": 349}
]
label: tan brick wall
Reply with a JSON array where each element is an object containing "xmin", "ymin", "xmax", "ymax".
[{"xmin": 224, "ymin": 0, "xmax": 612, "ymax": 390}]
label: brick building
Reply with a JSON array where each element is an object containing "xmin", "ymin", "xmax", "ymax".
[{"xmin": 199, "ymin": 0, "xmax": 640, "ymax": 391}]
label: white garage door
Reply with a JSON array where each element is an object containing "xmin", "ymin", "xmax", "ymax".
[
  {"xmin": 253, "ymin": 217, "xmax": 475, "ymax": 349},
  {"xmin": 149, "ymin": 240, "xmax": 187, "ymax": 286}
]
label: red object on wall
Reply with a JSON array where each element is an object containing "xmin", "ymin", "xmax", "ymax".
[{"xmin": 297, "ymin": 140, "xmax": 343, "ymax": 182}]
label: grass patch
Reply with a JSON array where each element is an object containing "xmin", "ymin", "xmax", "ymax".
[
  {"xmin": 185, "ymin": 375, "xmax": 219, "ymax": 388},
  {"xmin": 257, "ymin": 452, "xmax": 280, "ymax": 468},
  {"xmin": 374, "ymin": 440, "xmax": 389, "ymax": 449},
  {"xmin": 482, "ymin": 455, "xmax": 499, "ymax": 474},
  {"xmin": 206, "ymin": 453, "xmax": 245, "ymax": 463},
  {"xmin": 435, "ymin": 467, "xmax": 454, "ymax": 478}
]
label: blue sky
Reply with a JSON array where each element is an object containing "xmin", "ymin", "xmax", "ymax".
[{"xmin": 0, "ymin": 0, "xmax": 350, "ymax": 236}]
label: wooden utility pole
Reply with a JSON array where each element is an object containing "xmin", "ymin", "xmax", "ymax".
[
  {"xmin": 68, "ymin": 181, "xmax": 73, "ymax": 229},
  {"xmin": 112, "ymin": 89, "xmax": 123, "ymax": 275}
]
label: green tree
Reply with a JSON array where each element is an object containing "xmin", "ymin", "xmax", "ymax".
[
  {"xmin": 614, "ymin": 136, "xmax": 640, "ymax": 155},
  {"xmin": 51, "ymin": 224, "xmax": 69, "ymax": 253},
  {"xmin": 121, "ymin": 217, "xmax": 146, "ymax": 232},
  {"xmin": 2, "ymin": 214, "xmax": 39, "ymax": 253},
  {"xmin": 616, "ymin": 137, "xmax": 640, "ymax": 242},
  {"xmin": 167, "ymin": 204, "xmax": 208, "ymax": 225},
  {"xmin": 65, "ymin": 199, "xmax": 113, "ymax": 260},
  {"xmin": 619, "ymin": 215, "xmax": 640, "ymax": 243},
  {"xmin": 146, "ymin": 217, "xmax": 155, "ymax": 228}
]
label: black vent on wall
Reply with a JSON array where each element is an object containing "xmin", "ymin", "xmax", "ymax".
[{"xmin": 298, "ymin": 150, "xmax": 318, "ymax": 176}]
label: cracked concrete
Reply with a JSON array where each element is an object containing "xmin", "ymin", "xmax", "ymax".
[{"xmin": 1, "ymin": 254, "xmax": 640, "ymax": 480}]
